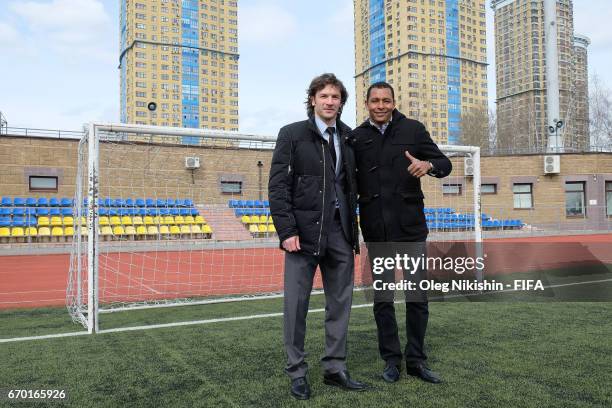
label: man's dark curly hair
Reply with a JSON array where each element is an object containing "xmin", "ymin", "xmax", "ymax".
[{"xmin": 305, "ymin": 73, "xmax": 348, "ymax": 118}]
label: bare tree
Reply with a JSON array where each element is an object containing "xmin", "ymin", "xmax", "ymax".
[
  {"xmin": 589, "ymin": 74, "xmax": 612, "ymax": 151},
  {"xmin": 488, "ymin": 108, "xmax": 497, "ymax": 153},
  {"xmin": 458, "ymin": 107, "xmax": 489, "ymax": 149}
]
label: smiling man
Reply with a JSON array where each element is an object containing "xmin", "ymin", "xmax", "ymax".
[
  {"xmin": 351, "ymin": 82, "xmax": 452, "ymax": 384},
  {"xmin": 268, "ymin": 73, "xmax": 366, "ymax": 400}
]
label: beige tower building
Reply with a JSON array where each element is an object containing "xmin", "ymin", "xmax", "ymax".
[
  {"xmin": 571, "ymin": 34, "xmax": 590, "ymax": 151},
  {"xmin": 492, "ymin": 0, "xmax": 589, "ymax": 152},
  {"xmin": 120, "ymin": 0, "xmax": 239, "ymax": 137},
  {"xmin": 354, "ymin": 0, "xmax": 489, "ymax": 145}
]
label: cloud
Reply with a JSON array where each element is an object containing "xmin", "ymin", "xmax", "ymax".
[
  {"xmin": 10, "ymin": 0, "xmax": 114, "ymax": 61},
  {"xmin": 329, "ymin": 0, "xmax": 353, "ymax": 26},
  {"xmin": 239, "ymin": 3, "xmax": 297, "ymax": 45},
  {"xmin": 0, "ymin": 22, "xmax": 18, "ymax": 45}
]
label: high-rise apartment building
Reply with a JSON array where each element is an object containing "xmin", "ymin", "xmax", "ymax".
[
  {"xmin": 120, "ymin": 0, "xmax": 239, "ymax": 134},
  {"xmin": 354, "ymin": 0, "xmax": 489, "ymax": 145},
  {"xmin": 492, "ymin": 0, "xmax": 589, "ymax": 152}
]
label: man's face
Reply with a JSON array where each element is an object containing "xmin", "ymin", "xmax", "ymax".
[
  {"xmin": 312, "ymin": 84, "xmax": 342, "ymax": 122},
  {"xmin": 367, "ymin": 87, "xmax": 395, "ymax": 125}
]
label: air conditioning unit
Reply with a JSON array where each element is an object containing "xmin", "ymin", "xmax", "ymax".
[
  {"xmin": 185, "ymin": 157, "xmax": 200, "ymax": 169},
  {"xmin": 543, "ymin": 155, "xmax": 560, "ymax": 174},
  {"xmin": 464, "ymin": 157, "xmax": 474, "ymax": 176}
]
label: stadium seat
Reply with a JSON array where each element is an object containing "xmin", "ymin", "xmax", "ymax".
[
  {"xmin": 110, "ymin": 216, "xmax": 121, "ymax": 226},
  {"xmin": 246, "ymin": 200, "xmax": 255, "ymax": 208},
  {"xmin": 1, "ymin": 197, "xmax": 11, "ymax": 206},
  {"xmin": 132, "ymin": 216, "xmax": 143, "ymax": 225},
  {"xmin": 184, "ymin": 199, "xmax": 194, "ymax": 207},
  {"xmin": 169, "ymin": 225, "xmax": 181, "ymax": 235},
  {"xmin": 118, "ymin": 208, "xmax": 129, "ymax": 216},
  {"xmin": 195, "ymin": 215, "xmax": 206, "ymax": 224},
  {"xmin": 147, "ymin": 226, "xmax": 159, "ymax": 235},
  {"xmin": 251, "ymin": 215, "xmax": 261, "ymax": 224},
  {"xmin": 258, "ymin": 224, "xmax": 268, "ymax": 233},
  {"xmin": 64, "ymin": 227, "xmax": 75, "ymax": 236},
  {"xmin": 136, "ymin": 198, "xmax": 146, "ymax": 207},
  {"xmin": 124, "ymin": 226, "xmax": 136, "ymax": 235},
  {"xmin": 125, "ymin": 198, "xmax": 135, "ymax": 207},
  {"xmin": 136, "ymin": 226, "xmax": 147, "ymax": 236},
  {"xmin": 101, "ymin": 226, "xmax": 113, "ymax": 236},
  {"xmin": 169, "ymin": 208, "xmax": 180, "ymax": 216},
  {"xmin": 179, "ymin": 208, "xmax": 190, "ymax": 216},
  {"xmin": 143, "ymin": 216, "xmax": 154, "ymax": 225},
  {"xmin": 146, "ymin": 208, "xmax": 159, "ymax": 216},
  {"xmin": 109, "ymin": 209, "xmax": 119, "ymax": 216},
  {"xmin": 0, "ymin": 217, "xmax": 10, "ymax": 227},
  {"xmin": 50, "ymin": 208, "xmax": 61, "ymax": 216},
  {"xmin": 37, "ymin": 197, "xmax": 48, "ymax": 207},
  {"xmin": 80, "ymin": 226, "xmax": 88, "ymax": 236},
  {"xmin": 167, "ymin": 199, "xmax": 176, "ymax": 207},
  {"xmin": 25, "ymin": 227, "xmax": 37, "ymax": 237},
  {"xmin": 0, "ymin": 227, "xmax": 10, "ymax": 238},
  {"xmin": 121, "ymin": 216, "xmax": 132, "ymax": 225},
  {"xmin": 102, "ymin": 198, "xmax": 112, "ymax": 207},
  {"xmin": 13, "ymin": 198, "xmax": 25, "ymax": 207},
  {"xmin": 38, "ymin": 227, "xmax": 51, "ymax": 237},
  {"xmin": 12, "ymin": 208, "xmax": 25, "ymax": 216},
  {"xmin": 241, "ymin": 215, "xmax": 250, "ymax": 224},
  {"xmin": 248, "ymin": 224, "xmax": 258, "ymax": 234},
  {"xmin": 175, "ymin": 216, "xmax": 185, "ymax": 225},
  {"xmin": 0, "ymin": 208, "xmax": 11, "ymax": 216},
  {"xmin": 99, "ymin": 208, "xmax": 109, "ymax": 216},
  {"xmin": 156, "ymin": 199, "xmax": 167, "ymax": 207},
  {"xmin": 263, "ymin": 200, "xmax": 270, "ymax": 207},
  {"xmin": 137, "ymin": 208, "xmax": 147, "ymax": 217},
  {"xmin": 202, "ymin": 225, "xmax": 212, "ymax": 234},
  {"xmin": 50, "ymin": 216, "xmax": 62, "ymax": 226},
  {"xmin": 184, "ymin": 216, "xmax": 195, "ymax": 225},
  {"xmin": 63, "ymin": 216, "xmax": 74, "ymax": 226},
  {"xmin": 113, "ymin": 199, "xmax": 125, "ymax": 207},
  {"xmin": 11, "ymin": 227, "xmax": 25, "ymax": 237},
  {"xmin": 26, "ymin": 198, "xmax": 36, "ymax": 206},
  {"xmin": 51, "ymin": 227, "xmax": 63, "ymax": 237},
  {"xmin": 99, "ymin": 216, "xmax": 110, "ymax": 226},
  {"xmin": 49, "ymin": 197, "xmax": 60, "ymax": 207},
  {"xmin": 163, "ymin": 216, "xmax": 174, "ymax": 225},
  {"xmin": 152, "ymin": 216, "xmax": 162, "ymax": 225},
  {"xmin": 180, "ymin": 225, "xmax": 191, "ymax": 234},
  {"xmin": 160, "ymin": 208, "xmax": 170, "ymax": 216},
  {"xmin": 60, "ymin": 198, "xmax": 72, "ymax": 207},
  {"xmin": 145, "ymin": 198, "xmax": 155, "ymax": 207},
  {"xmin": 191, "ymin": 224, "xmax": 202, "ymax": 234},
  {"xmin": 113, "ymin": 226, "xmax": 125, "ymax": 236},
  {"xmin": 268, "ymin": 224, "xmax": 276, "ymax": 233},
  {"xmin": 25, "ymin": 208, "xmax": 36, "ymax": 216}
]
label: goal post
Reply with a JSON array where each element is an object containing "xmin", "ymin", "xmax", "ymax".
[{"xmin": 67, "ymin": 122, "xmax": 482, "ymax": 334}]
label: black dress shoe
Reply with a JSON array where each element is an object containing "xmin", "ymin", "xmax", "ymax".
[
  {"xmin": 323, "ymin": 370, "xmax": 368, "ymax": 391},
  {"xmin": 406, "ymin": 363, "xmax": 442, "ymax": 384},
  {"xmin": 290, "ymin": 377, "xmax": 311, "ymax": 400},
  {"xmin": 382, "ymin": 364, "xmax": 401, "ymax": 383}
]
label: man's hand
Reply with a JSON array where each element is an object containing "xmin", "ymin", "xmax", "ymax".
[
  {"xmin": 405, "ymin": 151, "xmax": 432, "ymax": 178},
  {"xmin": 282, "ymin": 236, "xmax": 301, "ymax": 252}
]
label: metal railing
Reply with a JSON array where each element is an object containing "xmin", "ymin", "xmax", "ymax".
[{"xmin": 1, "ymin": 126, "xmax": 84, "ymax": 139}]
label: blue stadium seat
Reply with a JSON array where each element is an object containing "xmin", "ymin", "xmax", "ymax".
[
  {"xmin": 60, "ymin": 198, "xmax": 72, "ymax": 207},
  {"xmin": 108, "ymin": 208, "xmax": 119, "ymax": 216},
  {"xmin": 50, "ymin": 208, "xmax": 61, "ymax": 216},
  {"xmin": 156, "ymin": 199, "xmax": 167, "ymax": 207},
  {"xmin": 26, "ymin": 198, "xmax": 37, "ymax": 206},
  {"xmin": 37, "ymin": 197, "xmax": 48, "ymax": 207},
  {"xmin": 61, "ymin": 208, "xmax": 73, "ymax": 216},
  {"xmin": 146, "ymin": 208, "xmax": 159, "ymax": 216},
  {"xmin": 127, "ymin": 208, "xmax": 138, "ymax": 216},
  {"xmin": 137, "ymin": 208, "xmax": 147, "ymax": 216},
  {"xmin": 169, "ymin": 208, "xmax": 179, "ymax": 216},
  {"xmin": 114, "ymin": 199, "xmax": 125, "ymax": 207},
  {"xmin": 245, "ymin": 200, "xmax": 255, "ymax": 208},
  {"xmin": 228, "ymin": 200, "xmax": 237, "ymax": 208},
  {"xmin": 0, "ymin": 208, "xmax": 11, "ymax": 216},
  {"xmin": 13, "ymin": 198, "xmax": 25, "ymax": 207},
  {"xmin": 25, "ymin": 208, "xmax": 36, "ymax": 216},
  {"xmin": 1, "ymin": 197, "xmax": 11, "ymax": 206},
  {"xmin": 263, "ymin": 200, "xmax": 270, "ymax": 207},
  {"xmin": 179, "ymin": 208, "xmax": 190, "ymax": 216},
  {"xmin": 136, "ymin": 198, "xmax": 146, "ymax": 207},
  {"xmin": 254, "ymin": 200, "xmax": 264, "ymax": 208},
  {"xmin": 49, "ymin": 197, "xmax": 60, "ymax": 207},
  {"xmin": 254, "ymin": 208, "xmax": 264, "ymax": 216},
  {"xmin": 99, "ymin": 208, "xmax": 109, "ymax": 216},
  {"xmin": 264, "ymin": 208, "xmax": 271, "ymax": 216},
  {"xmin": 184, "ymin": 199, "xmax": 194, "ymax": 207},
  {"xmin": 166, "ymin": 199, "xmax": 176, "ymax": 207},
  {"xmin": 125, "ymin": 198, "xmax": 134, "ymax": 207},
  {"xmin": 101, "ymin": 198, "xmax": 112, "ymax": 207},
  {"xmin": 190, "ymin": 208, "xmax": 199, "ymax": 216},
  {"xmin": 25, "ymin": 216, "xmax": 38, "ymax": 227},
  {"xmin": 118, "ymin": 208, "xmax": 129, "ymax": 216},
  {"xmin": 13, "ymin": 208, "xmax": 25, "ymax": 216},
  {"xmin": 36, "ymin": 208, "xmax": 49, "ymax": 216},
  {"xmin": 0, "ymin": 217, "xmax": 10, "ymax": 227},
  {"xmin": 160, "ymin": 208, "xmax": 170, "ymax": 216},
  {"xmin": 12, "ymin": 217, "xmax": 26, "ymax": 227},
  {"xmin": 145, "ymin": 198, "xmax": 155, "ymax": 207}
]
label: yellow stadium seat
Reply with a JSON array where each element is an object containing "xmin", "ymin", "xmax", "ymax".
[
  {"xmin": 202, "ymin": 225, "xmax": 212, "ymax": 234},
  {"xmin": 143, "ymin": 216, "xmax": 154, "ymax": 225},
  {"xmin": 169, "ymin": 225, "xmax": 181, "ymax": 235},
  {"xmin": 121, "ymin": 216, "xmax": 132, "ymax": 225},
  {"xmin": 99, "ymin": 216, "xmax": 110, "ymax": 226},
  {"xmin": 191, "ymin": 225, "xmax": 202, "ymax": 234},
  {"xmin": 258, "ymin": 224, "xmax": 268, "ymax": 233},
  {"xmin": 110, "ymin": 216, "xmax": 121, "ymax": 226},
  {"xmin": 180, "ymin": 225, "xmax": 191, "ymax": 234},
  {"xmin": 159, "ymin": 225, "xmax": 170, "ymax": 235},
  {"xmin": 63, "ymin": 216, "xmax": 74, "ymax": 226},
  {"xmin": 163, "ymin": 216, "xmax": 175, "ymax": 225},
  {"xmin": 241, "ymin": 215, "xmax": 250, "ymax": 224},
  {"xmin": 37, "ymin": 217, "xmax": 50, "ymax": 226},
  {"xmin": 38, "ymin": 227, "xmax": 51, "ymax": 237},
  {"xmin": 81, "ymin": 216, "xmax": 87, "ymax": 225},
  {"xmin": 80, "ymin": 226, "xmax": 88, "ymax": 236},
  {"xmin": 113, "ymin": 226, "xmax": 125, "ymax": 235},
  {"xmin": 195, "ymin": 215, "xmax": 206, "ymax": 224},
  {"xmin": 175, "ymin": 216, "xmax": 185, "ymax": 225},
  {"xmin": 132, "ymin": 216, "xmax": 144, "ymax": 225},
  {"xmin": 125, "ymin": 226, "xmax": 136, "ymax": 235},
  {"xmin": 11, "ymin": 227, "xmax": 25, "ymax": 237},
  {"xmin": 184, "ymin": 216, "xmax": 195, "ymax": 225},
  {"xmin": 50, "ymin": 216, "xmax": 62, "ymax": 226},
  {"xmin": 51, "ymin": 227, "xmax": 63, "ymax": 236},
  {"xmin": 251, "ymin": 215, "xmax": 261, "ymax": 224},
  {"xmin": 153, "ymin": 216, "xmax": 162, "ymax": 224},
  {"xmin": 0, "ymin": 227, "xmax": 9, "ymax": 240},
  {"xmin": 25, "ymin": 227, "xmax": 38, "ymax": 236},
  {"xmin": 64, "ymin": 227, "xmax": 75, "ymax": 236},
  {"xmin": 268, "ymin": 224, "xmax": 276, "ymax": 233},
  {"xmin": 249, "ymin": 224, "xmax": 259, "ymax": 234},
  {"xmin": 136, "ymin": 226, "xmax": 147, "ymax": 235},
  {"xmin": 147, "ymin": 226, "xmax": 159, "ymax": 235},
  {"xmin": 100, "ymin": 226, "xmax": 113, "ymax": 236}
]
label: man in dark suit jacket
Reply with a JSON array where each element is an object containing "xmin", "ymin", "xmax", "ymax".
[
  {"xmin": 268, "ymin": 73, "xmax": 366, "ymax": 400},
  {"xmin": 350, "ymin": 81, "xmax": 452, "ymax": 384}
]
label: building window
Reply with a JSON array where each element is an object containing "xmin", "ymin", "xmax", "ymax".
[
  {"xmin": 481, "ymin": 184, "xmax": 497, "ymax": 194},
  {"xmin": 442, "ymin": 184, "xmax": 461, "ymax": 195},
  {"xmin": 607, "ymin": 182, "xmax": 612, "ymax": 216},
  {"xmin": 29, "ymin": 176, "xmax": 58, "ymax": 192},
  {"xmin": 220, "ymin": 181, "xmax": 242, "ymax": 194},
  {"xmin": 565, "ymin": 182, "xmax": 586, "ymax": 217},
  {"xmin": 513, "ymin": 183, "xmax": 533, "ymax": 209}
]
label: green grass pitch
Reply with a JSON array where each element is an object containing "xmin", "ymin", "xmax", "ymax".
[{"xmin": 1, "ymin": 300, "xmax": 611, "ymax": 407}]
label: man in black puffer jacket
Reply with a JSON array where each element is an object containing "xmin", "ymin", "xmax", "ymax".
[
  {"xmin": 268, "ymin": 73, "xmax": 366, "ymax": 400},
  {"xmin": 351, "ymin": 81, "xmax": 451, "ymax": 385}
]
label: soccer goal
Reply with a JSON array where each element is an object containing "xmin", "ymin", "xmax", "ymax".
[{"xmin": 67, "ymin": 122, "xmax": 481, "ymax": 334}]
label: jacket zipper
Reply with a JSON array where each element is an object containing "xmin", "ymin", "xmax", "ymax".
[{"xmin": 316, "ymin": 140, "xmax": 325, "ymax": 255}]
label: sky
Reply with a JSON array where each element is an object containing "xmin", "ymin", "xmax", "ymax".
[{"xmin": 0, "ymin": 0, "xmax": 611, "ymax": 136}]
